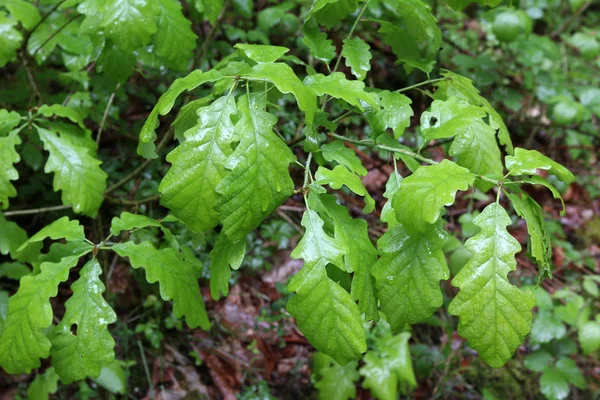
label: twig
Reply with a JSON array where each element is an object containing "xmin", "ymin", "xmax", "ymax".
[
  {"xmin": 551, "ymin": 1, "xmax": 592, "ymax": 38},
  {"xmin": 3, "ymin": 204, "xmax": 71, "ymax": 217},
  {"xmin": 104, "ymin": 128, "xmax": 174, "ymax": 195},
  {"xmin": 397, "ymin": 77, "xmax": 448, "ymax": 93},
  {"xmin": 105, "ymin": 195, "xmax": 161, "ymax": 206},
  {"xmin": 31, "ymin": 14, "xmax": 83, "ymax": 58},
  {"xmin": 276, "ymin": 209, "xmax": 303, "ymax": 234},
  {"xmin": 22, "ymin": 55, "xmax": 42, "ymax": 105},
  {"xmin": 97, "ymin": 83, "xmax": 121, "ymax": 145},
  {"xmin": 20, "ymin": 0, "xmax": 67, "ymax": 52}
]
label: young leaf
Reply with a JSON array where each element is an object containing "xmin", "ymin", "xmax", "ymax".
[
  {"xmin": 0, "ymin": 109, "xmax": 21, "ymax": 135},
  {"xmin": 505, "ymin": 148, "xmax": 575, "ymax": 185},
  {"xmin": 243, "ymin": 63, "xmax": 317, "ymax": 126},
  {"xmin": 138, "ymin": 69, "xmax": 224, "ymax": 159},
  {"xmin": 315, "ymin": 166, "xmax": 375, "ymax": 213},
  {"xmin": 381, "ymin": 169, "xmax": 402, "ymax": 228},
  {"xmin": 0, "ymin": 250, "xmax": 92, "ymax": 373},
  {"xmin": 153, "ymin": 0, "xmax": 197, "ymax": 69},
  {"xmin": 18, "ymin": 216, "xmax": 85, "ymax": 252},
  {"xmin": 508, "ymin": 192, "xmax": 552, "ymax": 278},
  {"xmin": 287, "ymin": 209, "xmax": 367, "ymax": 365},
  {"xmin": 341, "ymin": 37, "xmax": 371, "ymax": 81},
  {"xmin": 0, "ymin": 215, "xmax": 41, "ymax": 262},
  {"xmin": 420, "ymin": 97, "xmax": 487, "ymax": 142},
  {"xmin": 448, "ymin": 203, "xmax": 536, "ymax": 368},
  {"xmin": 3, "ymin": 0, "xmax": 41, "ymax": 30},
  {"xmin": 302, "ymin": 19, "xmax": 336, "ymax": 63},
  {"xmin": 434, "ymin": 71, "xmax": 514, "ymax": 154},
  {"xmin": 109, "ymin": 212, "xmax": 162, "ymax": 236},
  {"xmin": 313, "ymin": 353, "xmax": 359, "ymax": 400},
  {"xmin": 367, "ymin": 0, "xmax": 441, "ymax": 73},
  {"xmin": 310, "ymin": 0, "xmax": 357, "ymax": 29},
  {"xmin": 518, "ymin": 175, "xmax": 565, "ymax": 214},
  {"xmin": 359, "ymin": 332, "xmax": 417, "ymax": 399},
  {"xmin": 392, "ymin": 159, "xmax": 474, "ymax": 232},
  {"xmin": 235, "ymin": 43, "xmax": 289, "ymax": 64},
  {"xmin": 112, "ymin": 241, "xmax": 210, "ymax": 330},
  {"xmin": 159, "ymin": 96, "xmax": 237, "ymax": 232},
  {"xmin": 38, "ymin": 127, "xmax": 107, "ymax": 217},
  {"xmin": 37, "ymin": 104, "xmax": 86, "ymax": 129},
  {"xmin": 314, "ymin": 194, "xmax": 378, "ymax": 321},
  {"xmin": 51, "ymin": 258, "xmax": 117, "ymax": 383},
  {"xmin": 0, "ymin": 131, "xmax": 21, "ymax": 209},
  {"xmin": 304, "ymin": 72, "xmax": 377, "ymax": 110},
  {"xmin": 216, "ymin": 94, "xmax": 295, "ymax": 241},
  {"xmin": 209, "ymin": 233, "xmax": 246, "ymax": 300},
  {"xmin": 371, "ymin": 222, "xmax": 449, "ymax": 332},
  {"xmin": 321, "ymin": 140, "xmax": 368, "ymax": 176},
  {"xmin": 367, "ymin": 91, "xmax": 413, "ymax": 139},
  {"xmin": 0, "ymin": 12, "xmax": 22, "ymax": 67},
  {"xmin": 96, "ymin": 0, "xmax": 159, "ymax": 52}
]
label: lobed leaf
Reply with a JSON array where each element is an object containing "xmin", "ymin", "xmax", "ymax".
[
  {"xmin": 18, "ymin": 216, "xmax": 85, "ymax": 252},
  {"xmin": 51, "ymin": 258, "xmax": 117, "ymax": 383},
  {"xmin": 392, "ymin": 159, "xmax": 474, "ymax": 232},
  {"xmin": 209, "ymin": 233, "xmax": 246, "ymax": 300},
  {"xmin": 448, "ymin": 203, "xmax": 536, "ymax": 368},
  {"xmin": 0, "ymin": 131, "xmax": 21, "ymax": 209},
  {"xmin": 313, "ymin": 353, "xmax": 359, "ymax": 400},
  {"xmin": 367, "ymin": 91, "xmax": 413, "ymax": 139},
  {"xmin": 0, "ymin": 12, "xmax": 22, "ymax": 67},
  {"xmin": 112, "ymin": 241, "xmax": 210, "ymax": 330},
  {"xmin": 0, "ymin": 249, "xmax": 92, "ymax": 373},
  {"xmin": 38, "ymin": 127, "xmax": 107, "ymax": 217},
  {"xmin": 304, "ymin": 72, "xmax": 377, "ymax": 110},
  {"xmin": 341, "ymin": 37, "xmax": 371, "ymax": 81},
  {"xmin": 505, "ymin": 148, "xmax": 575, "ymax": 185},
  {"xmin": 216, "ymin": 94, "xmax": 295, "ymax": 241},
  {"xmin": 371, "ymin": 222, "xmax": 449, "ymax": 332},
  {"xmin": 153, "ymin": 0, "xmax": 198, "ymax": 70},
  {"xmin": 160, "ymin": 96, "xmax": 237, "ymax": 232},
  {"xmin": 321, "ymin": 140, "xmax": 367, "ymax": 176},
  {"xmin": 302, "ymin": 19, "xmax": 336, "ymax": 63},
  {"xmin": 315, "ymin": 166, "xmax": 375, "ymax": 213},
  {"xmin": 109, "ymin": 212, "xmax": 162, "ymax": 236},
  {"xmin": 235, "ymin": 43, "xmax": 289, "ymax": 63}
]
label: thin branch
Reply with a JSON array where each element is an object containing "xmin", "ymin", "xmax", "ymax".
[
  {"xmin": 22, "ymin": 55, "xmax": 42, "ymax": 105},
  {"xmin": 3, "ymin": 204, "xmax": 72, "ymax": 217},
  {"xmin": 551, "ymin": 1, "xmax": 592, "ymax": 38},
  {"xmin": 397, "ymin": 77, "xmax": 448, "ymax": 93},
  {"xmin": 21, "ymin": 0, "xmax": 67, "ymax": 52},
  {"xmin": 105, "ymin": 195, "xmax": 161, "ymax": 206},
  {"xmin": 97, "ymin": 83, "xmax": 121, "ymax": 146},
  {"xmin": 31, "ymin": 14, "xmax": 83, "ymax": 58},
  {"xmin": 104, "ymin": 128, "xmax": 175, "ymax": 195}
]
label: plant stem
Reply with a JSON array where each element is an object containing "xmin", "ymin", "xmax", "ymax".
[
  {"xmin": 31, "ymin": 14, "xmax": 83, "ymax": 58},
  {"xmin": 105, "ymin": 195, "xmax": 161, "ymax": 206},
  {"xmin": 137, "ymin": 340, "xmax": 155, "ymax": 397},
  {"xmin": 21, "ymin": 0, "xmax": 67, "ymax": 52},
  {"xmin": 397, "ymin": 77, "xmax": 448, "ymax": 93},
  {"xmin": 3, "ymin": 204, "xmax": 72, "ymax": 217},
  {"xmin": 96, "ymin": 83, "xmax": 120, "ymax": 146}
]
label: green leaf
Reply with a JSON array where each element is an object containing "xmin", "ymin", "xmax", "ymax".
[
  {"xmin": 112, "ymin": 241, "xmax": 210, "ymax": 330},
  {"xmin": 518, "ymin": 175, "xmax": 566, "ymax": 214},
  {"xmin": 530, "ymin": 313, "xmax": 566, "ymax": 344},
  {"xmin": 381, "ymin": 169, "xmax": 402, "ymax": 228},
  {"xmin": 302, "ymin": 19, "xmax": 336, "ymax": 63},
  {"xmin": 446, "ymin": 0, "xmax": 501, "ymax": 10},
  {"xmin": 235, "ymin": 43, "xmax": 289, "ymax": 63},
  {"xmin": 321, "ymin": 140, "xmax": 367, "ymax": 176},
  {"xmin": 313, "ymin": 194, "xmax": 378, "ymax": 321},
  {"xmin": 38, "ymin": 127, "xmax": 107, "ymax": 217},
  {"xmin": 540, "ymin": 358, "xmax": 585, "ymax": 400},
  {"xmin": 505, "ymin": 148, "xmax": 575, "ymax": 185},
  {"xmin": 448, "ymin": 203, "xmax": 536, "ymax": 368},
  {"xmin": 434, "ymin": 71, "xmax": 513, "ymax": 154},
  {"xmin": 420, "ymin": 97, "xmax": 487, "ymax": 142},
  {"xmin": 0, "ymin": 109, "xmax": 21, "ymax": 135},
  {"xmin": 0, "ymin": 131, "xmax": 21, "ymax": 209},
  {"xmin": 508, "ymin": 192, "xmax": 552, "ymax": 278},
  {"xmin": 304, "ymin": 72, "xmax": 377, "ymax": 110},
  {"xmin": 93, "ymin": 360, "xmax": 127, "ymax": 394},
  {"xmin": 153, "ymin": 0, "xmax": 197, "ymax": 69},
  {"xmin": 368, "ymin": 0, "xmax": 441, "ymax": 73},
  {"xmin": 310, "ymin": 0, "xmax": 357, "ymax": 29},
  {"xmin": 0, "ymin": 12, "xmax": 22, "ymax": 67},
  {"xmin": 449, "ymin": 119, "xmax": 504, "ymax": 190},
  {"xmin": 192, "ymin": 0, "xmax": 224, "ymax": 23},
  {"xmin": 341, "ymin": 37, "xmax": 371, "ymax": 81},
  {"xmin": 110, "ymin": 212, "xmax": 162, "ymax": 236},
  {"xmin": 96, "ymin": 0, "xmax": 159, "ymax": 52},
  {"xmin": 27, "ymin": 367, "xmax": 59, "ymax": 400},
  {"xmin": 160, "ymin": 96, "xmax": 237, "ymax": 232},
  {"xmin": 216, "ymin": 94, "xmax": 295, "ymax": 241},
  {"xmin": 367, "ymin": 91, "xmax": 413, "ymax": 138},
  {"xmin": 51, "ymin": 258, "xmax": 117, "ymax": 383},
  {"xmin": 0, "ymin": 249, "xmax": 92, "ymax": 373},
  {"xmin": 172, "ymin": 97, "xmax": 213, "ymax": 142},
  {"xmin": 0, "ymin": 262, "xmax": 30, "ymax": 280},
  {"xmin": 18, "ymin": 216, "xmax": 85, "ymax": 252},
  {"xmin": 0, "ymin": 214, "xmax": 41, "ymax": 262},
  {"xmin": 313, "ymin": 353, "xmax": 359, "ymax": 400},
  {"xmin": 138, "ymin": 69, "xmax": 224, "ymax": 159},
  {"xmin": 372, "ymin": 222, "xmax": 448, "ymax": 332},
  {"xmin": 392, "ymin": 159, "xmax": 474, "ymax": 232},
  {"xmin": 567, "ymin": 32, "xmax": 600, "ymax": 60},
  {"xmin": 209, "ymin": 233, "xmax": 246, "ymax": 300},
  {"xmin": 287, "ymin": 209, "xmax": 366, "ymax": 365},
  {"xmin": 244, "ymin": 63, "xmax": 317, "ymax": 126},
  {"xmin": 359, "ymin": 332, "xmax": 417, "ymax": 400},
  {"xmin": 579, "ymin": 321, "xmax": 600, "ymax": 355},
  {"xmin": 0, "ymin": 291, "xmax": 7, "ymax": 338},
  {"xmin": 3, "ymin": 0, "xmax": 41, "ymax": 30},
  {"xmin": 37, "ymin": 104, "xmax": 86, "ymax": 129},
  {"xmin": 315, "ymin": 166, "xmax": 375, "ymax": 213},
  {"xmin": 524, "ymin": 351, "xmax": 552, "ymax": 372}
]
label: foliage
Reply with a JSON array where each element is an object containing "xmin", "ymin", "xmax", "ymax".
[{"xmin": 0, "ymin": 0, "xmax": 598, "ymax": 398}]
